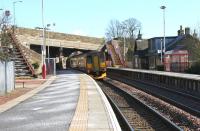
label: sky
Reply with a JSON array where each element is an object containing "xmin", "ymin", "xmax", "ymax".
[{"xmin": 0, "ymin": 0, "xmax": 200, "ymax": 38}]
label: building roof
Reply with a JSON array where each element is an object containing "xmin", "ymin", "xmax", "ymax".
[{"xmin": 166, "ymin": 35, "xmax": 186, "ymax": 50}]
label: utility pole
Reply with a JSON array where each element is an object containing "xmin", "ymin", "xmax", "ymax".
[{"xmin": 160, "ymin": 5, "xmax": 166, "ymax": 53}]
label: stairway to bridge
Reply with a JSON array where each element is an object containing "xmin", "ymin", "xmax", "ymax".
[
  {"xmin": 106, "ymin": 40, "xmax": 125, "ymax": 67},
  {"xmin": 9, "ymin": 33, "xmax": 41, "ymax": 79}
]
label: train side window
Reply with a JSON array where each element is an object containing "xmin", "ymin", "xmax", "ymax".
[{"xmin": 87, "ymin": 56, "xmax": 92, "ymax": 64}]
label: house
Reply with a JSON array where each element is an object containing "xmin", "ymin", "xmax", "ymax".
[{"xmin": 133, "ymin": 26, "xmax": 200, "ymax": 71}]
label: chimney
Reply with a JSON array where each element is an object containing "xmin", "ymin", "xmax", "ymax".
[
  {"xmin": 137, "ymin": 30, "xmax": 142, "ymax": 40},
  {"xmin": 178, "ymin": 25, "xmax": 184, "ymax": 36},
  {"xmin": 193, "ymin": 30, "xmax": 198, "ymax": 38},
  {"xmin": 185, "ymin": 27, "xmax": 190, "ymax": 35}
]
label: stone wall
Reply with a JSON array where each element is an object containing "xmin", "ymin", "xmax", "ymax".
[
  {"xmin": 15, "ymin": 27, "xmax": 104, "ymax": 45},
  {"xmin": 15, "ymin": 27, "xmax": 105, "ymax": 51}
]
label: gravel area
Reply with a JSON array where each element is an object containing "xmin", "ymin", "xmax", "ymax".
[{"xmin": 105, "ymin": 78, "xmax": 200, "ymax": 131}]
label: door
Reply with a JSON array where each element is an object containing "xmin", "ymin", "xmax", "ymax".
[{"xmin": 93, "ymin": 55, "xmax": 100, "ymax": 73}]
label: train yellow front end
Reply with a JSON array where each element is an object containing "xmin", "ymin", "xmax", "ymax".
[{"xmin": 68, "ymin": 51, "xmax": 107, "ymax": 80}]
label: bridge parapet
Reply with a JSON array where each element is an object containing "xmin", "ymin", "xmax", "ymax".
[{"xmin": 15, "ymin": 27, "xmax": 104, "ymax": 51}]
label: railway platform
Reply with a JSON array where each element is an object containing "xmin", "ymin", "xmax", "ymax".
[{"xmin": 0, "ymin": 70, "xmax": 121, "ymax": 131}]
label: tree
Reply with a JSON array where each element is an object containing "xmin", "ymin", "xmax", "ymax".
[
  {"xmin": 105, "ymin": 18, "xmax": 141, "ymax": 40},
  {"xmin": 105, "ymin": 18, "xmax": 142, "ymax": 63},
  {"xmin": 122, "ymin": 18, "xmax": 141, "ymax": 39},
  {"xmin": 105, "ymin": 19, "xmax": 123, "ymax": 40},
  {"xmin": 0, "ymin": 10, "xmax": 12, "ymax": 61}
]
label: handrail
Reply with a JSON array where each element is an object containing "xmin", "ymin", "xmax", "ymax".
[{"xmin": 9, "ymin": 33, "xmax": 35, "ymax": 76}]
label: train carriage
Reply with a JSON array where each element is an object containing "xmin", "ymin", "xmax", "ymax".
[{"xmin": 68, "ymin": 51, "xmax": 107, "ymax": 79}]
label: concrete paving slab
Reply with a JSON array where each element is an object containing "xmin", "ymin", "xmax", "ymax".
[{"xmin": 0, "ymin": 70, "xmax": 80, "ymax": 131}]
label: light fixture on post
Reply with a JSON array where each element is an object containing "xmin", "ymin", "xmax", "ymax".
[
  {"xmin": 46, "ymin": 23, "xmax": 55, "ymax": 64},
  {"xmin": 13, "ymin": 1, "xmax": 22, "ymax": 30},
  {"xmin": 41, "ymin": 0, "xmax": 46, "ymax": 79},
  {"xmin": 160, "ymin": 5, "xmax": 166, "ymax": 63}
]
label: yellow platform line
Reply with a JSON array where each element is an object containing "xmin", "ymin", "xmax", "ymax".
[{"xmin": 69, "ymin": 75, "xmax": 88, "ymax": 131}]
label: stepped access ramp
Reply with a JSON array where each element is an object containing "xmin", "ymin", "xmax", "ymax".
[
  {"xmin": 106, "ymin": 40, "xmax": 125, "ymax": 67},
  {"xmin": 9, "ymin": 32, "xmax": 42, "ymax": 79}
]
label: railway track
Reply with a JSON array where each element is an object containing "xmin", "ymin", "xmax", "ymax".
[
  {"xmin": 109, "ymin": 76, "xmax": 200, "ymax": 118},
  {"xmin": 97, "ymin": 81, "xmax": 182, "ymax": 131}
]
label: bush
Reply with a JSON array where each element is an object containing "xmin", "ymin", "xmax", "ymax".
[
  {"xmin": 156, "ymin": 65, "xmax": 164, "ymax": 71},
  {"xmin": 32, "ymin": 62, "xmax": 39, "ymax": 69},
  {"xmin": 185, "ymin": 62, "xmax": 200, "ymax": 74}
]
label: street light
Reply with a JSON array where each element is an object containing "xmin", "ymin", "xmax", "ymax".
[
  {"xmin": 46, "ymin": 23, "xmax": 55, "ymax": 63},
  {"xmin": 160, "ymin": 6, "xmax": 166, "ymax": 64},
  {"xmin": 41, "ymin": 0, "xmax": 46, "ymax": 79},
  {"xmin": 13, "ymin": 1, "xmax": 22, "ymax": 27}
]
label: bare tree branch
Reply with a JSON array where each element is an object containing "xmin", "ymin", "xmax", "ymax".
[
  {"xmin": 122, "ymin": 18, "xmax": 141, "ymax": 39},
  {"xmin": 105, "ymin": 18, "xmax": 141, "ymax": 40},
  {"xmin": 105, "ymin": 19, "xmax": 124, "ymax": 40}
]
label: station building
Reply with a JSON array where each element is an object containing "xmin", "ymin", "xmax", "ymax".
[{"xmin": 133, "ymin": 26, "xmax": 200, "ymax": 72}]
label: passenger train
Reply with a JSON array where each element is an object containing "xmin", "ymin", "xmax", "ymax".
[{"xmin": 67, "ymin": 51, "xmax": 107, "ymax": 79}]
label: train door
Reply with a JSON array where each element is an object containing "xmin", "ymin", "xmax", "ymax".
[
  {"xmin": 100, "ymin": 53, "xmax": 106, "ymax": 68},
  {"xmin": 93, "ymin": 55, "xmax": 100, "ymax": 75},
  {"xmin": 86, "ymin": 55, "xmax": 92, "ymax": 73}
]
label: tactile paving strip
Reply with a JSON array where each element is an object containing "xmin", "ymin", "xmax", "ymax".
[{"xmin": 69, "ymin": 75, "xmax": 88, "ymax": 131}]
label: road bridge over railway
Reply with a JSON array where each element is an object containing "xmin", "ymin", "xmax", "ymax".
[{"xmin": 14, "ymin": 27, "xmax": 104, "ymax": 57}]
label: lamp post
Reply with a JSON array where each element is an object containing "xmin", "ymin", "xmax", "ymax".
[
  {"xmin": 46, "ymin": 23, "xmax": 55, "ymax": 63},
  {"xmin": 160, "ymin": 5, "xmax": 166, "ymax": 54},
  {"xmin": 41, "ymin": 0, "xmax": 46, "ymax": 79},
  {"xmin": 13, "ymin": 1, "xmax": 22, "ymax": 28}
]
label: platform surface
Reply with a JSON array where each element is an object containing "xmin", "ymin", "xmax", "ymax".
[{"xmin": 0, "ymin": 70, "xmax": 120, "ymax": 131}]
